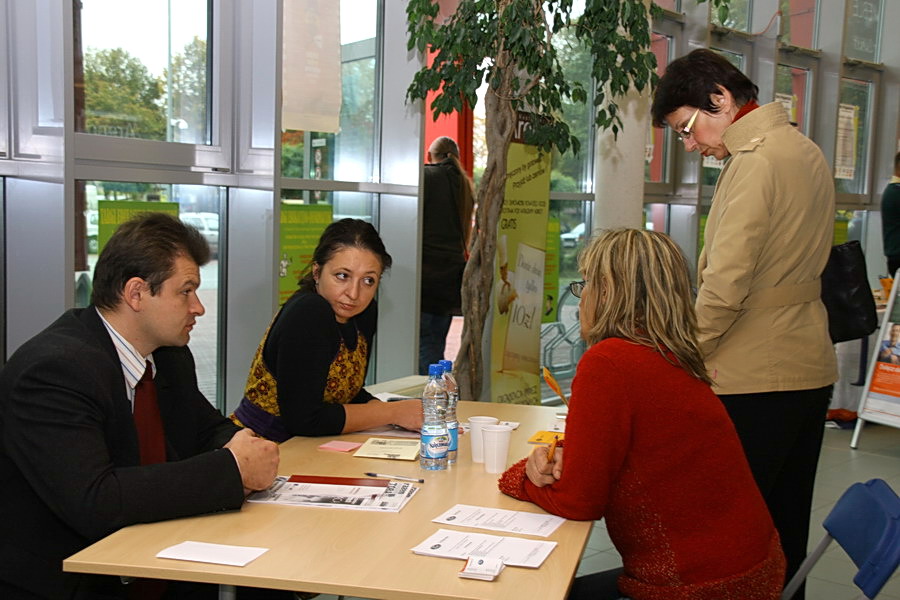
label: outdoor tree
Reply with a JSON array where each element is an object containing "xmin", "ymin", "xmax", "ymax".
[
  {"xmin": 83, "ymin": 47, "xmax": 166, "ymax": 140},
  {"xmin": 406, "ymin": 0, "xmax": 730, "ymax": 402},
  {"xmin": 165, "ymin": 36, "xmax": 209, "ymax": 143}
]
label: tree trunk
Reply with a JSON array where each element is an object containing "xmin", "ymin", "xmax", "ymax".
[{"xmin": 455, "ymin": 46, "xmax": 518, "ymax": 402}]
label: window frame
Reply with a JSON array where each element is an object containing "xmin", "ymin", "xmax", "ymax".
[
  {"xmin": 834, "ymin": 62, "xmax": 882, "ymax": 208},
  {"xmin": 774, "ymin": 49, "xmax": 820, "ymax": 136},
  {"xmin": 73, "ymin": 0, "xmax": 232, "ymax": 173}
]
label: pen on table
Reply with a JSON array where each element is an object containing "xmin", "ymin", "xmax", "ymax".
[
  {"xmin": 364, "ymin": 472, "xmax": 425, "ymax": 483},
  {"xmin": 546, "ymin": 435, "xmax": 559, "ymax": 462}
]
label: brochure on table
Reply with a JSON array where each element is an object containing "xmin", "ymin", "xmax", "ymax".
[
  {"xmin": 353, "ymin": 437, "xmax": 420, "ymax": 460},
  {"xmin": 433, "ymin": 504, "xmax": 564, "ymax": 537},
  {"xmin": 248, "ymin": 475, "xmax": 418, "ymax": 512},
  {"xmin": 411, "ymin": 529, "xmax": 556, "ymax": 568},
  {"xmin": 854, "ymin": 270, "xmax": 900, "ymax": 446}
]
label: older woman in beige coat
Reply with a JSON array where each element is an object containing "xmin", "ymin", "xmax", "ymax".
[{"xmin": 651, "ymin": 49, "xmax": 837, "ymax": 600}]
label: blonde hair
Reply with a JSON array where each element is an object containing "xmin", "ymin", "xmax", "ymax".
[{"xmin": 577, "ymin": 228, "xmax": 711, "ymax": 384}]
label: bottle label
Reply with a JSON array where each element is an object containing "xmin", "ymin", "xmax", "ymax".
[
  {"xmin": 421, "ymin": 433, "xmax": 450, "ymax": 459},
  {"xmin": 447, "ymin": 423, "xmax": 458, "ymax": 452}
]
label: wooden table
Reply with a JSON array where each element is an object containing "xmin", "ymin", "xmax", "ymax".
[{"xmin": 64, "ymin": 397, "xmax": 588, "ymax": 600}]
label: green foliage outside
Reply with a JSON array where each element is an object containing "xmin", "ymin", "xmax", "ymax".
[
  {"xmin": 165, "ymin": 37, "xmax": 208, "ymax": 143},
  {"xmin": 83, "ymin": 47, "xmax": 166, "ymax": 140},
  {"xmin": 83, "ymin": 40, "xmax": 209, "ymax": 201},
  {"xmin": 83, "ymin": 39, "xmax": 207, "ymax": 144}
]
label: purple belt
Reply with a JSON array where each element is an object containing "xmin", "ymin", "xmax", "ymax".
[{"xmin": 233, "ymin": 397, "xmax": 291, "ymax": 443}]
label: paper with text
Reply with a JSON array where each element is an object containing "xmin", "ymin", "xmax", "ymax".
[
  {"xmin": 411, "ymin": 529, "xmax": 556, "ymax": 568},
  {"xmin": 433, "ymin": 504, "xmax": 564, "ymax": 537}
]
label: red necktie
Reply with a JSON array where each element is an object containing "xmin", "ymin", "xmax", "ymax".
[{"xmin": 133, "ymin": 361, "xmax": 166, "ymax": 465}]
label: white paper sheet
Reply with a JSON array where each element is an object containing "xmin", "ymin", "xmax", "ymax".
[
  {"xmin": 411, "ymin": 529, "xmax": 556, "ymax": 568},
  {"xmin": 433, "ymin": 504, "xmax": 565, "ymax": 537},
  {"xmin": 156, "ymin": 541, "xmax": 268, "ymax": 567}
]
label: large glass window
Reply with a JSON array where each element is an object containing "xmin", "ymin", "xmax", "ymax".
[
  {"xmin": 646, "ymin": 33, "xmax": 671, "ymax": 184},
  {"xmin": 711, "ymin": 0, "xmax": 752, "ymax": 32},
  {"xmin": 780, "ymin": 0, "xmax": 818, "ymax": 49},
  {"xmin": 655, "ymin": 0, "xmax": 680, "ymax": 11},
  {"xmin": 75, "ymin": 181, "xmax": 224, "ymax": 405},
  {"xmin": 76, "ymin": 0, "xmax": 210, "ymax": 144},
  {"xmin": 549, "ymin": 14, "xmax": 592, "ymax": 193},
  {"xmin": 775, "ymin": 64, "xmax": 811, "ymax": 134},
  {"xmin": 835, "ymin": 78, "xmax": 873, "ymax": 195},
  {"xmin": 843, "ymin": 0, "xmax": 883, "ymax": 63},
  {"xmin": 281, "ymin": 0, "xmax": 379, "ymax": 185}
]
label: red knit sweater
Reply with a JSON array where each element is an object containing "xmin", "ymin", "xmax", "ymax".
[{"xmin": 499, "ymin": 338, "xmax": 785, "ymax": 600}]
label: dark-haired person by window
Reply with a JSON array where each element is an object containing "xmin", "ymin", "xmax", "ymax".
[{"xmin": 231, "ymin": 219, "xmax": 422, "ymax": 439}]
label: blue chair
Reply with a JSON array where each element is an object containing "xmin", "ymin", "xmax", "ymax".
[{"xmin": 781, "ymin": 478, "xmax": 900, "ymax": 600}]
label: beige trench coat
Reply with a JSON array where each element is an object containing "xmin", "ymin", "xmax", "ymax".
[{"xmin": 697, "ymin": 102, "xmax": 838, "ymax": 395}]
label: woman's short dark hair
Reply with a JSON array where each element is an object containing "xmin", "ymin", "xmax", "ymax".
[
  {"xmin": 651, "ymin": 48, "xmax": 759, "ymax": 128},
  {"xmin": 91, "ymin": 212, "xmax": 210, "ymax": 310},
  {"xmin": 298, "ymin": 218, "xmax": 393, "ymax": 293}
]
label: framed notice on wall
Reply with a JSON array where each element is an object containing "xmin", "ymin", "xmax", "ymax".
[{"xmin": 852, "ymin": 270, "xmax": 900, "ymax": 448}]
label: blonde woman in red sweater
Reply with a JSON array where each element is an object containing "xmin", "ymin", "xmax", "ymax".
[{"xmin": 499, "ymin": 229, "xmax": 785, "ymax": 600}]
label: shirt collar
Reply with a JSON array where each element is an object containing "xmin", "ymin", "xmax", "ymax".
[{"xmin": 95, "ymin": 307, "xmax": 156, "ymax": 390}]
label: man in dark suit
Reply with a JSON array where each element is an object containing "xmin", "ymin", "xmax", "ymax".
[{"xmin": 0, "ymin": 213, "xmax": 279, "ymax": 598}]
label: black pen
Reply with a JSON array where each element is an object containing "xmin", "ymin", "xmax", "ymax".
[{"xmin": 364, "ymin": 472, "xmax": 425, "ymax": 483}]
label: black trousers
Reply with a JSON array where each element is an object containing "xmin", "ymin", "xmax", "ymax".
[
  {"xmin": 718, "ymin": 386, "xmax": 832, "ymax": 600},
  {"xmin": 887, "ymin": 256, "xmax": 900, "ymax": 278}
]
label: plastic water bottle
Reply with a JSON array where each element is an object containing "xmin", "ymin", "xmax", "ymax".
[
  {"xmin": 438, "ymin": 359, "xmax": 459, "ymax": 464},
  {"xmin": 420, "ymin": 363, "xmax": 449, "ymax": 470}
]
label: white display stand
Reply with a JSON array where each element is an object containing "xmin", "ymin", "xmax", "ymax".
[{"xmin": 851, "ymin": 274, "xmax": 900, "ymax": 448}]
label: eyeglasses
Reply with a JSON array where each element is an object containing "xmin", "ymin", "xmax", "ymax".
[
  {"xmin": 676, "ymin": 108, "xmax": 700, "ymax": 142},
  {"xmin": 569, "ymin": 280, "xmax": 587, "ymax": 298}
]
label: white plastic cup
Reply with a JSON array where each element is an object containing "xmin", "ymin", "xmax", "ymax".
[
  {"xmin": 481, "ymin": 424, "xmax": 513, "ymax": 474},
  {"xmin": 468, "ymin": 416, "xmax": 499, "ymax": 463}
]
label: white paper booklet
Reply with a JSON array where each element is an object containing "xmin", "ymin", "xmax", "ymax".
[
  {"xmin": 411, "ymin": 529, "xmax": 556, "ymax": 568},
  {"xmin": 433, "ymin": 504, "xmax": 565, "ymax": 537},
  {"xmin": 248, "ymin": 475, "xmax": 418, "ymax": 512}
]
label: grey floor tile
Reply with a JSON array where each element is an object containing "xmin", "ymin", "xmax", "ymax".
[{"xmin": 575, "ymin": 549, "xmax": 622, "ymax": 577}]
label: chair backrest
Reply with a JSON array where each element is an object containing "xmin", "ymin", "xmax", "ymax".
[{"xmin": 824, "ymin": 478, "xmax": 900, "ymax": 598}]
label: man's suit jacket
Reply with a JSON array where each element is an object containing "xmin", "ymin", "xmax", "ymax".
[{"xmin": 0, "ymin": 307, "xmax": 245, "ymax": 598}]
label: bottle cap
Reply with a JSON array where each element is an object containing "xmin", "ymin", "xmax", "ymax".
[
  {"xmin": 428, "ymin": 363, "xmax": 444, "ymax": 377},
  {"xmin": 438, "ymin": 359, "xmax": 453, "ymax": 371}
]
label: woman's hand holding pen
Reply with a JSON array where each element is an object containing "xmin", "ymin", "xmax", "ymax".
[
  {"xmin": 387, "ymin": 399, "xmax": 423, "ymax": 431},
  {"xmin": 525, "ymin": 442, "xmax": 563, "ymax": 488}
]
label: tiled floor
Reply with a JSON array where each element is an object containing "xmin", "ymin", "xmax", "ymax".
[{"xmin": 318, "ymin": 421, "xmax": 900, "ymax": 600}]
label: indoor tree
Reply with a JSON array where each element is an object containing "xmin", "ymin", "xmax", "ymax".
[{"xmin": 406, "ymin": 0, "xmax": 730, "ymax": 402}]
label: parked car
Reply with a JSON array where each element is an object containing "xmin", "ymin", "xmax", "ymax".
[
  {"xmin": 560, "ymin": 222, "xmax": 585, "ymax": 248},
  {"xmin": 180, "ymin": 212, "xmax": 219, "ymax": 257},
  {"xmin": 85, "ymin": 209, "xmax": 99, "ymax": 254}
]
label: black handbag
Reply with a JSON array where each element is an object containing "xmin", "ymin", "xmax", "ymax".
[{"xmin": 821, "ymin": 241, "xmax": 878, "ymax": 343}]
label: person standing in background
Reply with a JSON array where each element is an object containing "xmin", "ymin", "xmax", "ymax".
[
  {"xmin": 419, "ymin": 136, "xmax": 475, "ymax": 375},
  {"xmin": 880, "ymin": 152, "xmax": 900, "ymax": 276},
  {"xmin": 651, "ymin": 49, "xmax": 837, "ymax": 600}
]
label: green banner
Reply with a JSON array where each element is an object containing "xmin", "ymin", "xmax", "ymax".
[
  {"xmin": 279, "ymin": 203, "xmax": 333, "ymax": 305},
  {"xmin": 98, "ymin": 200, "xmax": 180, "ymax": 254},
  {"xmin": 490, "ymin": 134, "xmax": 551, "ymax": 405}
]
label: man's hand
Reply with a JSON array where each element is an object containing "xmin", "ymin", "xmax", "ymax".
[
  {"xmin": 525, "ymin": 446, "xmax": 563, "ymax": 488},
  {"xmin": 224, "ymin": 429, "xmax": 279, "ymax": 495}
]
